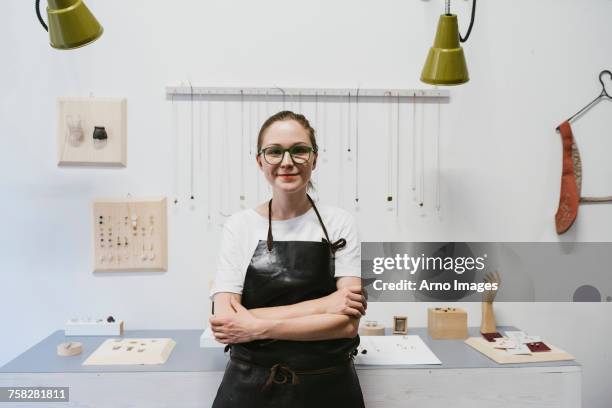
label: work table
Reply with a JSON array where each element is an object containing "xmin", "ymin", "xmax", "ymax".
[{"xmin": 0, "ymin": 326, "xmax": 581, "ymax": 408}]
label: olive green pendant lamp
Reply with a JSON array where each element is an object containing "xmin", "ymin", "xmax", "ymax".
[
  {"xmin": 421, "ymin": 0, "xmax": 477, "ymax": 86},
  {"xmin": 35, "ymin": 0, "xmax": 103, "ymax": 50}
]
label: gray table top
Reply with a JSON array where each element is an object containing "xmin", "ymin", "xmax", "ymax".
[{"xmin": 0, "ymin": 326, "xmax": 579, "ymax": 374}]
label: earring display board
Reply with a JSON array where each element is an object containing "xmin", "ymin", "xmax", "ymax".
[
  {"xmin": 93, "ymin": 197, "xmax": 167, "ymax": 272},
  {"xmin": 83, "ymin": 338, "xmax": 176, "ymax": 366},
  {"xmin": 464, "ymin": 337, "xmax": 575, "ymax": 364},
  {"xmin": 57, "ymin": 97, "xmax": 127, "ymax": 166}
]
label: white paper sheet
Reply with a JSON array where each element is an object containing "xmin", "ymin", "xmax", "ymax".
[{"xmin": 355, "ymin": 335, "xmax": 442, "ymax": 365}]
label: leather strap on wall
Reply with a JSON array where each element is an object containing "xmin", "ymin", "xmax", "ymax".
[{"xmin": 555, "ymin": 121, "xmax": 580, "ymax": 234}]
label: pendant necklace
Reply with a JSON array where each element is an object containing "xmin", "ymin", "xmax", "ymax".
[{"xmin": 387, "ymin": 91, "xmax": 393, "ymax": 209}]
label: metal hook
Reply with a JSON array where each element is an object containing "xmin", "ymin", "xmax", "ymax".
[
  {"xmin": 598, "ymin": 70, "xmax": 612, "ymax": 98},
  {"xmin": 274, "ymin": 86, "xmax": 286, "ymax": 109},
  {"xmin": 188, "ymin": 80, "xmax": 194, "ymax": 100}
]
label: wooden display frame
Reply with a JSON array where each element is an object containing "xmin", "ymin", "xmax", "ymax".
[
  {"xmin": 57, "ymin": 97, "xmax": 127, "ymax": 166},
  {"xmin": 93, "ymin": 197, "xmax": 167, "ymax": 272}
]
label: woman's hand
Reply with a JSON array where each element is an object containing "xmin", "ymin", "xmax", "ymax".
[
  {"xmin": 209, "ymin": 297, "xmax": 267, "ymax": 344},
  {"xmin": 323, "ymin": 286, "xmax": 367, "ymax": 317}
]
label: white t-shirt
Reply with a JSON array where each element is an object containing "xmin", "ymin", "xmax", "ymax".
[{"xmin": 209, "ymin": 204, "xmax": 361, "ymax": 299}]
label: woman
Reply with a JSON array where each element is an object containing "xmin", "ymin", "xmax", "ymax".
[{"xmin": 209, "ymin": 111, "xmax": 367, "ymax": 407}]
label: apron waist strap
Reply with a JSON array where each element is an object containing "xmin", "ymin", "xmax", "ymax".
[{"xmin": 229, "ymin": 356, "xmax": 350, "ymax": 391}]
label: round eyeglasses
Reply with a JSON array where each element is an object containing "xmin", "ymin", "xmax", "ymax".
[{"xmin": 258, "ymin": 145, "xmax": 316, "ymax": 165}]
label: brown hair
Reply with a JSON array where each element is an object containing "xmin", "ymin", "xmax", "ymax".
[
  {"xmin": 257, "ymin": 111, "xmax": 318, "ymax": 191},
  {"xmin": 257, "ymin": 111, "xmax": 318, "ymax": 153}
]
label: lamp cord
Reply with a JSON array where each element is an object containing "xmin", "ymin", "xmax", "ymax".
[
  {"xmin": 446, "ymin": 0, "xmax": 477, "ymax": 43},
  {"xmin": 460, "ymin": 0, "xmax": 477, "ymax": 43},
  {"xmin": 35, "ymin": 0, "xmax": 48, "ymax": 31}
]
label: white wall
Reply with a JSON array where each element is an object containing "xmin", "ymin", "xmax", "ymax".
[{"xmin": 1, "ymin": 0, "xmax": 611, "ymax": 406}]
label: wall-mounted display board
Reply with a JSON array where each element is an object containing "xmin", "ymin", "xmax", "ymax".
[
  {"xmin": 58, "ymin": 97, "xmax": 127, "ymax": 166},
  {"xmin": 93, "ymin": 197, "xmax": 167, "ymax": 272}
]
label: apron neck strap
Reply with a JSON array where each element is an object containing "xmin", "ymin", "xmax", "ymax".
[
  {"xmin": 266, "ymin": 194, "xmax": 344, "ymax": 253},
  {"xmin": 267, "ymin": 199, "xmax": 274, "ymax": 251}
]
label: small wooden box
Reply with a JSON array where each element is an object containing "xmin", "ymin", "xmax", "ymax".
[
  {"xmin": 393, "ymin": 316, "xmax": 408, "ymax": 335},
  {"xmin": 428, "ymin": 307, "xmax": 467, "ymax": 339}
]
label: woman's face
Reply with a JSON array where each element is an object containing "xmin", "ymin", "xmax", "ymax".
[{"xmin": 257, "ymin": 120, "xmax": 317, "ymax": 195}]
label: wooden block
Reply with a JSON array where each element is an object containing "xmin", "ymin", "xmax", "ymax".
[
  {"xmin": 57, "ymin": 342, "xmax": 83, "ymax": 357},
  {"xmin": 428, "ymin": 307, "xmax": 467, "ymax": 339},
  {"xmin": 359, "ymin": 321, "xmax": 385, "ymax": 336}
]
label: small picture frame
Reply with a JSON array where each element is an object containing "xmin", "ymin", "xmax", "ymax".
[{"xmin": 393, "ymin": 316, "xmax": 408, "ymax": 335}]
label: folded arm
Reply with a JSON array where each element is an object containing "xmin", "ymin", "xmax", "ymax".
[{"xmin": 210, "ymin": 277, "xmax": 364, "ymax": 343}]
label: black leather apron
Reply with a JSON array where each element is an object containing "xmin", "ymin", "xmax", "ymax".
[{"xmin": 212, "ymin": 196, "xmax": 365, "ymax": 408}]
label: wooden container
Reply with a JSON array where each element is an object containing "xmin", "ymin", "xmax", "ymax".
[
  {"xmin": 359, "ymin": 321, "xmax": 385, "ymax": 336},
  {"xmin": 428, "ymin": 307, "xmax": 467, "ymax": 339}
]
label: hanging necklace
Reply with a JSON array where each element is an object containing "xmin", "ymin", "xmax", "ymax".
[
  {"xmin": 396, "ymin": 92, "xmax": 401, "ymax": 215},
  {"xmin": 189, "ymin": 82, "xmax": 195, "ymax": 200},
  {"xmin": 411, "ymin": 92, "xmax": 417, "ymax": 202},
  {"xmin": 313, "ymin": 91, "xmax": 319, "ymax": 186},
  {"xmin": 322, "ymin": 91, "xmax": 327, "ymax": 154},
  {"xmin": 240, "ymin": 90, "xmax": 245, "ymax": 207},
  {"xmin": 207, "ymin": 97, "xmax": 212, "ymax": 223},
  {"xmin": 347, "ymin": 91, "xmax": 352, "ymax": 154},
  {"xmin": 172, "ymin": 93, "xmax": 179, "ymax": 205},
  {"xmin": 435, "ymin": 100, "xmax": 442, "ymax": 212},
  {"xmin": 248, "ymin": 94, "xmax": 253, "ymax": 157},
  {"xmin": 199, "ymin": 94, "xmax": 203, "ymax": 165},
  {"xmin": 419, "ymin": 93, "xmax": 425, "ymax": 208},
  {"xmin": 337, "ymin": 94, "xmax": 345, "ymax": 204},
  {"xmin": 387, "ymin": 91, "xmax": 393, "ymax": 208},
  {"xmin": 219, "ymin": 100, "xmax": 231, "ymax": 218},
  {"xmin": 355, "ymin": 87, "xmax": 360, "ymax": 204},
  {"xmin": 256, "ymin": 97, "xmax": 261, "ymax": 202}
]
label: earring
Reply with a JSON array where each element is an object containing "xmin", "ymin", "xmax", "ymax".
[
  {"xmin": 66, "ymin": 115, "xmax": 84, "ymax": 147},
  {"xmin": 93, "ymin": 126, "xmax": 108, "ymax": 149},
  {"xmin": 141, "ymin": 244, "xmax": 148, "ymax": 261}
]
